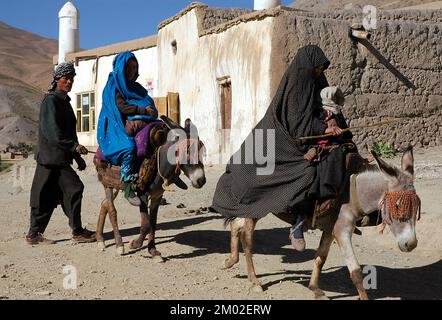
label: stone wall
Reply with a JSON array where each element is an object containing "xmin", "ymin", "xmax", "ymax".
[{"xmin": 276, "ymin": 8, "xmax": 442, "ymax": 151}]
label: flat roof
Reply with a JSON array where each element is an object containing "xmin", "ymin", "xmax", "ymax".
[{"xmin": 53, "ymin": 34, "xmax": 157, "ymax": 65}]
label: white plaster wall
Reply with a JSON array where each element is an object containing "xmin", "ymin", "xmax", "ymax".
[
  {"xmin": 68, "ymin": 47, "xmax": 158, "ymax": 147},
  {"xmin": 69, "ymin": 59, "xmax": 96, "ymax": 147},
  {"xmin": 158, "ymin": 9, "xmax": 274, "ymax": 164},
  {"xmin": 136, "ymin": 49, "xmax": 159, "ymax": 98}
]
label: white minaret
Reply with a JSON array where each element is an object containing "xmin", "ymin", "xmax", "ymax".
[
  {"xmin": 58, "ymin": 1, "xmax": 80, "ymax": 63},
  {"xmin": 254, "ymin": 0, "xmax": 281, "ymax": 10}
]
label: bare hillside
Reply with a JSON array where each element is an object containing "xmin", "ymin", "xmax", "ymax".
[
  {"xmin": 0, "ymin": 21, "xmax": 57, "ymax": 91},
  {"xmin": 289, "ymin": 0, "xmax": 440, "ymax": 11},
  {"xmin": 0, "ymin": 21, "xmax": 57, "ymax": 149}
]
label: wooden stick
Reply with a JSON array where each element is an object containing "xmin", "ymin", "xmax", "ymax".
[{"xmin": 299, "ymin": 120, "xmax": 400, "ymax": 141}]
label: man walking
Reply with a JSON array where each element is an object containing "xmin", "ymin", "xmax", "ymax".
[{"xmin": 26, "ymin": 62, "xmax": 96, "ymax": 245}]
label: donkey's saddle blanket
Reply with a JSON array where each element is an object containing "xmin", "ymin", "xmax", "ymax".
[
  {"xmin": 313, "ymin": 152, "xmax": 374, "ymax": 223},
  {"xmin": 95, "ymin": 121, "xmax": 167, "ymax": 163},
  {"xmin": 94, "ymin": 121, "xmax": 168, "ymax": 191}
]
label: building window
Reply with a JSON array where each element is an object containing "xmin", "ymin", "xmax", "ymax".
[
  {"xmin": 171, "ymin": 40, "xmax": 177, "ymax": 55},
  {"xmin": 76, "ymin": 92, "xmax": 95, "ymax": 133}
]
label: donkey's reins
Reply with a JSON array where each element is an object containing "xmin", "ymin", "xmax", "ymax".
[{"xmin": 156, "ymin": 145, "xmax": 173, "ymax": 190}]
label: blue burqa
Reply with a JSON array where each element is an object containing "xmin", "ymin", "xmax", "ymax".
[{"xmin": 97, "ymin": 51, "xmax": 156, "ymax": 181}]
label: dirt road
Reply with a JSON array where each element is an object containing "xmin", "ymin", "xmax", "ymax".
[{"xmin": 0, "ymin": 147, "xmax": 441, "ymax": 300}]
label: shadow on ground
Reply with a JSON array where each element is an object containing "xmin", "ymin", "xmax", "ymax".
[
  {"xmin": 170, "ymin": 227, "xmax": 316, "ymax": 264},
  {"xmin": 102, "ymin": 214, "xmax": 441, "ymax": 300},
  {"xmin": 171, "ymin": 223, "xmax": 442, "ymax": 300},
  {"xmin": 294, "ymin": 260, "xmax": 442, "ymax": 300},
  {"xmin": 103, "ymin": 214, "xmax": 220, "ymax": 241}
]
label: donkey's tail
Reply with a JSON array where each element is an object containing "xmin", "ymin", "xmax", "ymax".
[{"xmin": 223, "ymin": 217, "xmax": 236, "ymax": 229}]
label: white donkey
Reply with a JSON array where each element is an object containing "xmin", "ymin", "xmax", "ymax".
[{"xmin": 223, "ymin": 147, "xmax": 420, "ymax": 300}]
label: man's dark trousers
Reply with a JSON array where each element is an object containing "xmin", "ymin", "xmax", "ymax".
[{"xmin": 29, "ymin": 163, "xmax": 84, "ymax": 235}]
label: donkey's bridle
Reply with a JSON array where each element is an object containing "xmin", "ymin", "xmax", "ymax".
[
  {"xmin": 174, "ymin": 138, "xmax": 204, "ymax": 174},
  {"xmin": 380, "ymin": 191, "xmax": 421, "ymax": 223},
  {"xmin": 350, "ymin": 174, "xmax": 421, "ymax": 233},
  {"xmin": 156, "ymin": 138, "xmax": 204, "ymax": 186}
]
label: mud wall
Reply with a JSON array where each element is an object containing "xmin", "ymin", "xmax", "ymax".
[
  {"xmin": 275, "ymin": 8, "xmax": 442, "ymax": 150},
  {"xmin": 202, "ymin": 8, "xmax": 253, "ymax": 30}
]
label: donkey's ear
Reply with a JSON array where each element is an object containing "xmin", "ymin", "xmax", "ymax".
[
  {"xmin": 371, "ymin": 150, "xmax": 399, "ymax": 179},
  {"xmin": 174, "ymin": 177, "xmax": 188, "ymax": 190},
  {"xmin": 184, "ymin": 119, "xmax": 191, "ymax": 133},
  {"xmin": 160, "ymin": 115, "xmax": 181, "ymax": 130},
  {"xmin": 401, "ymin": 146, "xmax": 414, "ymax": 176},
  {"xmin": 185, "ymin": 118, "xmax": 198, "ymax": 136}
]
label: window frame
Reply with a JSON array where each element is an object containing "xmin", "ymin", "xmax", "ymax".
[{"xmin": 76, "ymin": 92, "xmax": 96, "ymax": 133}]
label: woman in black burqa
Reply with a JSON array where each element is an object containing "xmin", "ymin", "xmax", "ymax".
[{"xmin": 212, "ymin": 45, "xmax": 349, "ymax": 251}]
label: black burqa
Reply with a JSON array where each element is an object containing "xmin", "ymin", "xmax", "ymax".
[{"xmin": 211, "ymin": 45, "xmax": 330, "ymax": 219}]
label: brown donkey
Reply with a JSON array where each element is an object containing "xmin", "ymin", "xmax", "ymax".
[
  {"xmin": 223, "ymin": 147, "xmax": 420, "ymax": 299},
  {"xmin": 94, "ymin": 116, "xmax": 206, "ymax": 261}
]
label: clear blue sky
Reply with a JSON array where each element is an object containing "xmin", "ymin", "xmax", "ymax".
[{"xmin": 0, "ymin": 0, "xmax": 293, "ymax": 49}]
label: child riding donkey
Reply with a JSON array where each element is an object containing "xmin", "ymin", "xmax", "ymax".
[
  {"xmin": 97, "ymin": 51, "xmax": 166, "ymax": 206},
  {"xmin": 290, "ymin": 86, "xmax": 368, "ymax": 251}
]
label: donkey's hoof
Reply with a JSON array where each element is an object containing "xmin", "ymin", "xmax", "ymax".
[
  {"xmin": 152, "ymin": 254, "xmax": 165, "ymax": 263},
  {"xmin": 250, "ymin": 284, "xmax": 264, "ymax": 293},
  {"xmin": 97, "ymin": 242, "xmax": 106, "ymax": 251},
  {"xmin": 117, "ymin": 246, "xmax": 125, "ymax": 256},
  {"xmin": 129, "ymin": 240, "xmax": 142, "ymax": 250},
  {"xmin": 311, "ymin": 288, "xmax": 329, "ymax": 300},
  {"xmin": 223, "ymin": 258, "xmax": 238, "ymax": 270}
]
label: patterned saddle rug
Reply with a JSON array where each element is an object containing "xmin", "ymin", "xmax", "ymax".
[{"xmin": 94, "ymin": 121, "xmax": 168, "ymax": 191}]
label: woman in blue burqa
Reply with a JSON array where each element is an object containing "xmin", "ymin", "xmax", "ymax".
[{"xmin": 97, "ymin": 51, "xmax": 158, "ymax": 206}]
